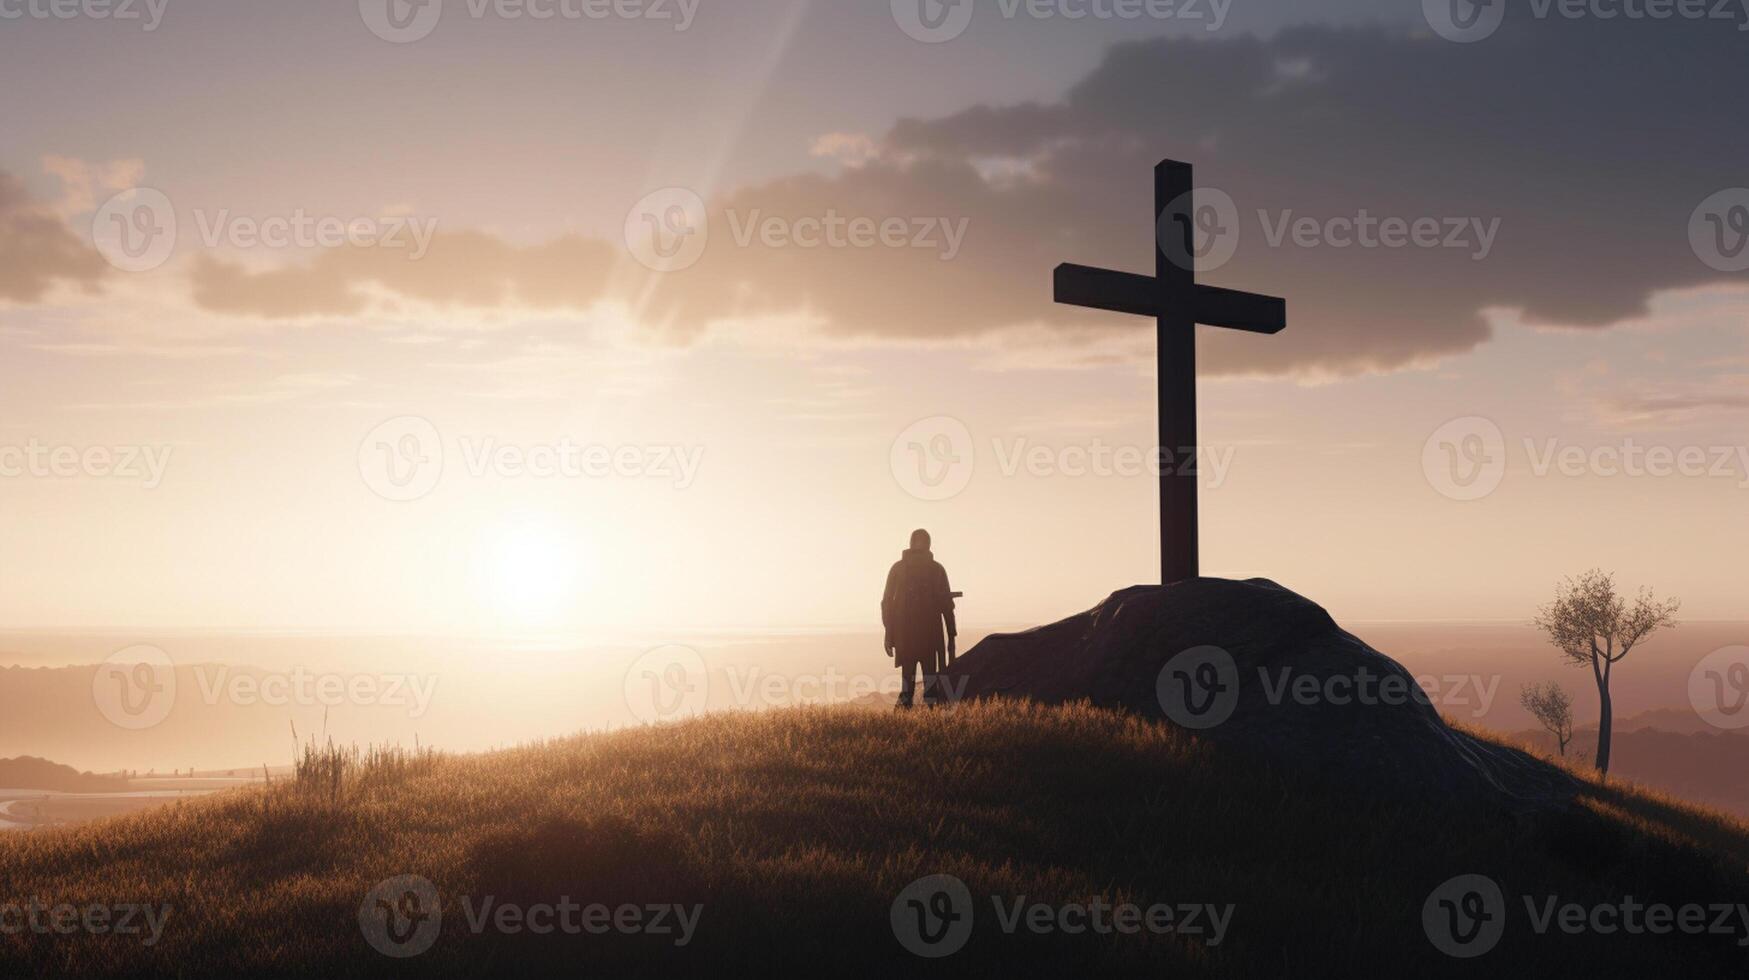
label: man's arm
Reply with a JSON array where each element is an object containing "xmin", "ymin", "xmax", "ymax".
[{"xmin": 880, "ymin": 564, "xmax": 899, "ymax": 658}]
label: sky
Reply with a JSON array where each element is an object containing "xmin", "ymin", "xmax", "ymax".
[{"xmin": 1, "ymin": 0, "xmax": 1746, "ymax": 634}]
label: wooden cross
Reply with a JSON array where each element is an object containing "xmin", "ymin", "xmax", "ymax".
[{"xmin": 1054, "ymin": 159, "xmax": 1286, "ymax": 584}]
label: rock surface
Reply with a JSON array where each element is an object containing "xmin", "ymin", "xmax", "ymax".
[{"xmin": 944, "ymin": 578, "xmax": 1576, "ymax": 810}]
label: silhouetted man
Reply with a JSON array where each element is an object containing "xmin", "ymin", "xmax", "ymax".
[{"xmin": 882, "ymin": 529, "xmax": 957, "ymax": 709}]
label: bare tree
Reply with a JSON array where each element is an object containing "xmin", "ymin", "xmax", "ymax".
[
  {"xmin": 1519, "ymin": 681, "xmax": 1575, "ymax": 757},
  {"xmin": 1532, "ymin": 570, "xmax": 1679, "ymax": 776}
]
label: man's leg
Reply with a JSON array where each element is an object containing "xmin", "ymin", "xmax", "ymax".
[
  {"xmin": 922, "ymin": 649, "xmax": 943, "ymax": 708},
  {"xmin": 897, "ymin": 659, "xmax": 916, "ymax": 709}
]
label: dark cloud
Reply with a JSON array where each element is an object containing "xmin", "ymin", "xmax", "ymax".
[
  {"xmin": 188, "ymin": 16, "xmax": 1749, "ymax": 376},
  {"xmin": 0, "ymin": 172, "xmax": 107, "ymax": 303}
]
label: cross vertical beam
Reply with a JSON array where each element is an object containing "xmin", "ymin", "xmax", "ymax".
[
  {"xmin": 1052, "ymin": 158, "xmax": 1287, "ymax": 586},
  {"xmin": 1155, "ymin": 160, "xmax": 1198, "ymax": 584}
]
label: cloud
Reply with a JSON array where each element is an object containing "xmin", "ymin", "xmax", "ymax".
[
  {"xmin": 177, "ymin": 18, "xmax": 1749, "ymax": 378},
  {"xmin": 1595, "ymin": 379, "xmax": 1749, "ymax": 428},
  {"xmin": 40, "ymin": 155, "xmax": 144, "ymax": 216},
  {"xmin": 0, "ymin": 171, "xmax": 108, "ymax": 303},
  {"xmin": 188, "ymin": 231, "xmax": 619, "ymax": 319}
]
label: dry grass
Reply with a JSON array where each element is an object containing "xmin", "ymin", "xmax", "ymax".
[{"xmin": 1, "ymin": 702, "xmax": 1746, "ymax": 977}]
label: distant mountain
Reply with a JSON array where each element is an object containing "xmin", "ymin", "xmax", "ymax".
[
  {"xmin": 0, "ymin": 756, "xmax": 127, "ymax": 793},
  {"xmin": 1509, "ymin": 717, "xmax": 1749, "ymax": 818}
]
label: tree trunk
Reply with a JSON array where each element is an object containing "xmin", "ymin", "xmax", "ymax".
[{"xmin": 1594, "ymin": 661, "xmax": 1613, "ymax": 776}]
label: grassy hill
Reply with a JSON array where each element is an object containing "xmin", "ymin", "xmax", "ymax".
[{"xmin": 1, "ymin": 702, "xmax": 1746, "ymax": 977}]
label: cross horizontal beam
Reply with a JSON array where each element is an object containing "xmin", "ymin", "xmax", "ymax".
[{"xmin": 1054, "ymin": 263, "xmax": 1286, "ymax": 335}]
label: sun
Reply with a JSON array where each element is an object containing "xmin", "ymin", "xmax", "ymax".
[{"xmin": 471, "ymin": 519, "xmax": 590, "ymax": 630}]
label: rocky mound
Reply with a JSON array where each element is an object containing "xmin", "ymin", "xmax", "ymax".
[{"xmin": 944, "ymin": 578, "xmax": 1575, "ymax": 811}]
